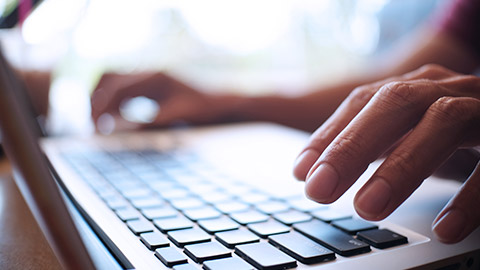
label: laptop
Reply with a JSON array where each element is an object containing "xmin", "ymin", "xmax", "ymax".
[{"xmin": 0, "ymin": 48, "xmax": 479, "ymax": 270}]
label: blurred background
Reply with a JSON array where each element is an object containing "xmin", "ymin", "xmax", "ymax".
[{"xmin": 0, "ymin": 0, "xmax": 447, "ymax": 135}]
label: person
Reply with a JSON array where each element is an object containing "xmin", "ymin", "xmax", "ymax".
[{"xmin": 89, "ymin": 0, "xmax": 479, "ymax": 244}]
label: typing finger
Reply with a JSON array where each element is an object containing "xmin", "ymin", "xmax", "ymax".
[
  {"xmin": 354, "ymin": 97, "xmax": 480, "ymax": 222},
  {"xmin": 293, "ymin": 64, "xmax": 458, "ymax": 181},
  {"xmin": 433, "ymin": 162, "xmax": 480, "ymax": 243}
]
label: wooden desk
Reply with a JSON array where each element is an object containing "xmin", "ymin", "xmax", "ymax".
[{"xmin": 0, "ymin": 158, "xmax": 62, "ymax": 269}]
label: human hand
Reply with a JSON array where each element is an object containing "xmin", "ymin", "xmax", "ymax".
[
  {"xmin": 91, "ymin": 72, "xmax": 237, "ymax": 131},
  {"xmin": 293, "ymin": 64, "xmax": 480, "ymax": 244}
]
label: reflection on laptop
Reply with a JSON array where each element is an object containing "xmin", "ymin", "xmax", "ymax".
[{"xmin": 0, "ymin": 47, "xmax": 479, "ymax": 270}]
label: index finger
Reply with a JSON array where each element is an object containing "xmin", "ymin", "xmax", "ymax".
[{"xmin": 293, "ymin": 65, "xmax": 458, "ymax": 181}]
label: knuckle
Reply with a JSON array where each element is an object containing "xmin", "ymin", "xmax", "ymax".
[
  {"xmin": 388, "ymin": 150, "xmax": 417, "ymax": 173},
  {"xmin": 347, "ymin": 85, "xmax": 376, "ymax": 108},
  {"xmin": 429, "ymin": 97, "xmax": 480, "ymax": 123},
  {"xmin": 328, "ymin": 134, "xmax": 367, "ymax": 163},
  {"xmin": 418, "ymin": 63, "xmax": 448, "ymax": 75},
  {"xmin": 384, "ymin": 150, "xmax": 425, "ymax": 186},
  {"xmin": 377, "ymin": 81, "xmax": 421, "ymax": 106},
  {"xmin": 451, "ymin": 74, "xmax": 480, "ymax": 89}
]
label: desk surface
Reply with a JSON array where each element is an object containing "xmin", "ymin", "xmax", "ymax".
[{"xmin": 0, "ymin": 158, "xmax": 62, "ymax": 269}]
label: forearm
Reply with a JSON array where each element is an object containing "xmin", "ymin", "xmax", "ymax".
[
  {"xmin": 219, "ymin": 25, "xmax": 480, "ymax": 132},
  {"xmin": 216, "ymin": 79, "xmax": 365, "ymax": 132}
]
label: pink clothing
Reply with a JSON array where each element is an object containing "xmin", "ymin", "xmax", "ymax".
[{"xmin": 438, "ymin": 0, "xmax": 480, "ymax": 58}]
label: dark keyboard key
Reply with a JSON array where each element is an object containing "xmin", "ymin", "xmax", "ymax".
[
  {"xmin": 273, "ymin": 210, "xmax": 312, "ymax": 225},
  {"xmin": 215, "ymin": 229, "xmax": 260, "ymax": 248},
  {"xmin": 331, "ymin": 218, "xmax": 378, "ymax": 234},
  {"xmin": 115, "ymin": 207, "xmax": 140, "ymax": 221},
  {"xmin": 269, "ymin": 231, "xmax": 335, "ymax": 264},
  {"xmin": 141, "ymin": 206, "xmax": 177, "ymax": 220},
  {"xmin": 230, "ymin": 210, "xmax": 269, "ymax": 225},
  {"xmin": 130, "ymin": 197, "xmax": 164, "ymax": 209},
  {"xmin": 357, "ymin": 229, "xmax": 408, "ymax": 249},
  {"xmin": 287, "ymin": 197, "xmax": 327, "ymax": 212},
  {"xmin": 256, "ymin": 201, "xmax": 290, "ymax": 214},
  {"xmin": 170, "ymin": 198, "xmax": 205, "ymax": 210},
  {"xmin": 198, "ymin": 216, "xmax": 240, "ymax": 234},
  {"xmin": 183, "ymin": 206, "xmax": 222, "ymax": 221},
  {"xmin": 155, "ymin": 246, "xmax": 188, "ymax": 267},
  {"xmin": 214, "ymin": 201, "xmax": 250, "ymax": 214},
  {"xmin": 235, "ymin": 242, "xmax": 297, "ymax": 270},
  {"xmin": 168, "ymin": 228, "xmax": 211, "ymax": 247},
  {"xmin": 247, "ymin": 220, "xmax": 290, "ymax": 238},
  {"xmin": 173, "ymin": 264, "xmax": 198, "ymax": 270},
  {"xmin": 183, "ymin": 242, "xmax": 231, "ymax": 263},
  {"xmin": 154, "ymin": 216, "xmax": 193, "ymax": 232},
  {"xmin": 140, "ymin": 231, "xmax": 170, "ymax": 250},
  {"xmin": 203, "ymin": 257, "xmax": 255, "ymax": 270},
  {"xmin": 126, "ymin": 219, "xmax": 154, "ymax": 235},
  {"xmin": 294, "ymin": 220, "xmax": 370, "ymax": 256},
  {"xmin": 310, "ymin": 209, "xmax": 352, "ymax": 222}
]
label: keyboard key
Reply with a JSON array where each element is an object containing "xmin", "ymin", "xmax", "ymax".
[
  {"xmin": 331, "ymin": 218, "xmax": 378, "ymax": 234},
  {"xmin": 170, "ymin": 198, "xmax": 205, "ymax": 210},
  {"xmin": 287, "ymin": 197, "xmax": 327, "ymax": 212},
  {"xmin": 120, "ymin": 188, "xmax": 151, "ymax": 200},
  {"xmin": 357, "ymin": 229, "xmax": 408, "ymax": 249},
  {"xmin": 247, "ymin": 220, "xmax": 290, "ymax": 238},
  {"xmin": 104, "ymin": 196, "xmax": 129, "ymax": 210},
  {"xmin": 294, "ymin": 220, "xmax": 370, "ymax": 256},
  {"xmin": 186, "ymin": 182, "xmax": 219, "ymax": 195},
  {"xmin": 140, "ymin": 231, "xmax": 170, "ymax": 250},
  {"xmin": 198, "ymin": 216, "xmax": 240, "ymax": 234},
  {"xmin": 130, "ymin": 197, "xmax": 164, "ymax": 209},
  {"xmin": 183, "ymin": 206, "xmax": 222, "ymax": 221},
  {"xmin": 226, "ymin": 184, "xmax": 252, "ymax": 196},
  {"xmin": 183, "ymin": 242, "xmax": 231, "ymax": 263},
  {"xmin": 230, "ymin": 210, "xmax": 269, "ymax": 225},
  {"xmin": 311, "ymin": 209, "xmax": 351, "ymax": 222},
  {"xmin": 141, "ymin": 206, "xmax": 177, "ymax": 220},
  {"xmin": 203, "ymin": 257, "xmax": 255, "ymax": 270},
  {"xmin": 199, "ymin": 192, "xmax": 232, "ymax": 204},
  {"xmin": 273, "ymin": 210, "xmax": 312, "ymax": 225},
  {"xmin": 269, "ymin": 231, "xmax": 335, "ymax": 264},
  {"xmin": 240, "ymin": 193, "xmax": 270, "ymax": 204},
  {"xmin": 154, "ymin": 216, "xmax": 194, "ymax": 232},
  {"xmin": 168, "ymin": 228, "xmax": 211, "ymax": 247},
  {"xmin": 126, "ymin": 219, "xmax": 154, "ymax": 235},
  {"xmin": 173, "ymin": 264, "xmax": 198, "ymax": 270},
  {"xmin": 214, "ymin": 201, "xmax": 250, "ymax": 214},
  {"xmin": 115, "ymin": 207, "xmax": 140, "ymax": 221},
  {"xmin": 215, "ymin": 229, "xmax": 260, "ymax": 248},
  {"xmin": 255, "ymin": 201, "xmax": 290, "ymax": 215},
  {"xmin": 155, "ymin": 246, "xmax": 188, "ymax": 267},
  {"xmin": 235, "ymin": 242, "xmax": 297, "ymax": 270},
  {"xmin": 158, "ymin": 188, "xmax": 191, "ymax": 200}
]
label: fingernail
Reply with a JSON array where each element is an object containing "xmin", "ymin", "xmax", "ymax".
[
  {"xmin": 433, "ymin": 209, "xmax": 467, "ymax": 243},
  {"xmin": 305, "ymin": 163, "xmax": 339, "ymax": 202},
  {"xmin": 355, "ymin": 178, "xmax": 392, "ymax": 218},
  {"xmin": 294, "ymin": 150, "xmax": 320, "ymax": 180}
]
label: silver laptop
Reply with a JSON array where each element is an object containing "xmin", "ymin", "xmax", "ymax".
[{"xmin": 0, "ymin": 48, "xmax": 479, "ymax": 270}]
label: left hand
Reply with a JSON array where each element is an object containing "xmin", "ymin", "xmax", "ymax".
[{"xmin": 293, "ymin": 64, "xmax": 480, "ymax": 244}]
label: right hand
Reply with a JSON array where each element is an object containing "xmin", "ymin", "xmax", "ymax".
[{"xmin": 91, "ymin": 72, "xmax": 236, "ymax": 130}]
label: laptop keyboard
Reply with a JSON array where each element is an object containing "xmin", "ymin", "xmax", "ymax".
[{"xmin": 63, "ymin": 149, "xmax": 408, "ymax": 269}]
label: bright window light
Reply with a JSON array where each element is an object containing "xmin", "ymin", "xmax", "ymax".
[{"xmin": 179, "ymin": 0, "xmax": 292, "ymax": 54}]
